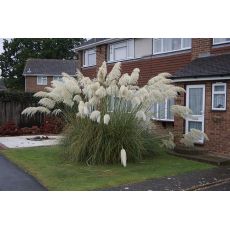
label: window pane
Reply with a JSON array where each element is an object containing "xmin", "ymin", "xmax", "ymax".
[
  {"xmin": 214, "ymin": 85, "xmax": 225, "ymax": 91},
  {"xmin": 88, "ymin": 53, "xmax": 96, "ymax": 66},
  {"xmin": 163, "ymin": 38, "xmax": 172, "ymax": 52},
  {"xmin": 172, "ymin": 38, "xmax": 181, "ymax": 50},
  {"xmin": 189, "ymin": 88, "xmax": 203, "ymax": 115},
  {"xmin": 153, "ymin": 39, "xmax": 162, "ymax": 53},
  {"xmin": 151, "ymin": 103, "xmax": 158, "ymax": 118},
  {"xmin": 158, "ymin": 102, "xmax": 165, "ymax": 119},
  {"xmin": 213, "ymin": 38, "xmax": 230, "ymax": 44},
  {"xmin": 182, "ymin": 38, "xmax": 191, "ymax": 48},
  {"xmin": 167, "ymin": 98, "xmax": 174, "ymax": 120},
  {"xmin": 214, "ymin": 94, "xmax": 225, "ymax": 109},
  {"xmin": 114, "ymin": 46, "xmax": 127, "ymax": 60},
  {"xmin": 188, "ymin": 121, "xmax": 202, "ymax": 132}
]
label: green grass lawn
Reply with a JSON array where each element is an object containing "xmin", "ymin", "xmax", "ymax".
[{"xmin": 1, "ymin": 146, "xmax": 214, "ymax": 190}]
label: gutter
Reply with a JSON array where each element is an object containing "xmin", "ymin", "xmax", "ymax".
[{"xmin": 73, "ymin": 38, "xmax": 126, "ymax": 51}]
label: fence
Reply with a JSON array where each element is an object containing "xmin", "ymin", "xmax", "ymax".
[{"xmin": 0, "ymin": 91, "xmax": 44, "ymax": 127}]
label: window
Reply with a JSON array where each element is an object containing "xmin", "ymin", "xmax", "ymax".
[
  {"xmin": 153, "ymin": 38, "xmax": 191, "ymax": 54},
  {"xmin": 213, "ymin": 38, "xmax": 230, "ymax": 45},
  {"xmin": 84, "ymin": 48, "xmax": 96, "ymax": 67},
  {"xmin": 53, "ymin": 76, "xmax": 63, "ymax": 82},
  {"xmin": 108, "ymin": 39, "xmax": 134, "ymax": 62},
  {"xmin": 134, "ymin": 38, "xmax": 152, "ymax": 58},
  {"xmin": 37, "ymin": 76, "xmax": 47, "ymax": 85},
  {"xmin": 151, "ymin": 98, "xmax": 175, "ymax": 121},
  {"xmin": 212, "ymin": 83, "xmax": 226, "ymax": 110}
]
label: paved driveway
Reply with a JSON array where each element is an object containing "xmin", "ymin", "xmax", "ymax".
[
  {"xmin": 0, "ymin": 155, "xmax": 46, "ymax": 191},
  {"xmin": 103, "ymin": 166, "xmax": 230, "ymax": 191}
]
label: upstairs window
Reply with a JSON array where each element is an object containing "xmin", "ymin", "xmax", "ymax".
[
  {"xmin": 153, "ymin": 38, "xmax": 191, "ymax": 54},
  {"xmin": 213, "ymin": 38, "xmax": 230, "ymax": 45},
  {"xmin": 108, "ymin": 39, "xmax": 134, "ymax": 62},
  {"xmin": 212, "ymin": 83, "xmax": 227, "ymax": 110},
  {"xmin": 84, "ymin": 48, "xmax": 96, "ymax": 67},
  {"xmin": 37, "ymin": 76, "xmax": 47, "ymax": 85},
  {"xmin": 151, "ymin": 98, "xmax": 175, "ymax": 121}
]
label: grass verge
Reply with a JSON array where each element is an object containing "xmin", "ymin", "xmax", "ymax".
[{"xmin": 1, "ymin": 146, "xmax": 214, "ymax": 190}]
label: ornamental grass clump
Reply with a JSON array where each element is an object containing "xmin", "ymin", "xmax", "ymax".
[{"xmin": 22, "ymin": 61, "xmax": 208, "ymax": 165}]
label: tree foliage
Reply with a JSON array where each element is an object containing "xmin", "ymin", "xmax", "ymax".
[{"xmin": 0, "ymin": 38, "xmax": 84, "ymax": 90}]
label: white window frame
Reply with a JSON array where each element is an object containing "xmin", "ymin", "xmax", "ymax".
[
  {"xmin": 53, "ymin": 76, "xmax": 63, "ymax": 82},
  {"xmin": 212, "ymin": 82, "xmax": 227, "ymax": 111},
  {"xmin": 83, "ymin": 48, "xmax": 96, "ymax": 67},
  {"xmin": 152, "ymin": 38, "xmax": 191, "ymax": 55},
  {"xmin": 152, "ymin": 98, "xmax": 174, "ymax": 122},
  {"xmin": 37, "ymin": 76, "xmax": 47, "ymax": 85},
  {"xmin": 213, "ymin": 38, "xmax": 230, "ymax": 46},
  {"xmin": 108, "ymin": 39, "xmax": 134, "ymax": 62}
]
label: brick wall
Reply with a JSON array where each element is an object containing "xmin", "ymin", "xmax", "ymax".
[
  {"xmin": 25, "ymin": 76, "xmax": 53, "ymax": 92},
  {"xmin": 96, "ymin": 44, "xmax": 107, "ymax": 69},
  {"xmin": 191, "ymin": 38, "xmax": 212, "ymax": 60},
  {"xmin": 173, "ymin": 80, "xmax": 230, "ymax": 156}
]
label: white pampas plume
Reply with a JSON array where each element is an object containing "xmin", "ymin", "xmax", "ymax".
[
  {"xmin": 97, "ymin": 61, "xmax": 107, "ymax": 83},
  {"xmin": 52, "ymin": 109, "xmax": 62, "ymax": 116},
  {"xmin": 130, "ymin": 68, "xmax": 140, "ymax": 85},
  {"xmin": 135, "ymin": 110, "xmax": 146, "ymax": 121},
  {"xmin": 171, "ymin": 105, "xmax": 193, "ymax": 119},
  {"xmin": 106, "ymin": 62, "xmax": 121, "ymax": 84},
  {"xmin": 95, "ymin": 86, "xmax": 106, "ymax": 98},
  {"xmin": 120, "ymin": 148, "xmax": 127, "ymax": 167},
  {"xmin": 78, "ymin": 101, "xmax": 85, "ymax": 115},
  {"xmin": 34, "ymin": 91, "xmax": 49, "ymax": 98},
  {"xmin": 103, "ymin": 114, "xmax": 110, "ymax": 125},
  {"xmin": 119, "ymin": 85, "xmax": 129, "ymax": 98},
  {"xmin": 90, "ymin": 110, "xmax": 101, "ymax": 122},
  {"xmin": 73, "ymin": 95, "xmax": 82, "ymax": 103},
  {"xmin": 38, "ymin": 98, "xmax": 55, "ymax": 109}
]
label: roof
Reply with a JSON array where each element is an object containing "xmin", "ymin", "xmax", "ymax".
[
  {"xmin": 74, "ymin": 38, "xmax": 125, "ymax": 51},
  {"xmin": 0, "ymin": 79, "xmax": 6, "ymax": 91},
  {"xmin": 174, "ymin": 54, "xmax": 230, "ymax": 78},
  {"xmin": 23, "ymin": 59, "xmax": 78, "ymax": 76}
]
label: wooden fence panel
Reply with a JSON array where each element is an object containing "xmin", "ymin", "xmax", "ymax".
[{"xmin": 0, "ymin": 101, "xmax": 44, "ymax": 127}]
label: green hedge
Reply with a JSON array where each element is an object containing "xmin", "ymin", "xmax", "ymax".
[{"xmin": 0, "ymin": 91, "xmax": 38, "ymax": 103}]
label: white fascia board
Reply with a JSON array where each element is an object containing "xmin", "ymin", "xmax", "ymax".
[
  {"xmin": 73, "ymin": 38, "xmax": 126, "ymax": 52},
  {"xmin": 172, "ymin": 76, "xmax": 230, "ymax": 83}
]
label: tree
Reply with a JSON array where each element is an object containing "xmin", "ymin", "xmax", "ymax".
[{"xmin": 0, "ymin": 38, "xmax": 84, "ymax": 90}]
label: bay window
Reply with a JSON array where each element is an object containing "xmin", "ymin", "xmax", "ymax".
[
  {"xmin": 151, "ymin": 98, "xmax": 175, "ymax": 121},
  {"xmin": 212, "ymin": 83, "xmax": 226, "ymax": 110}
]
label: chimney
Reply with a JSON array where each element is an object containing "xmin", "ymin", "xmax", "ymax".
[{"xmin": 191, "ymin": 38, "xmax": 212, "ymax": 60}]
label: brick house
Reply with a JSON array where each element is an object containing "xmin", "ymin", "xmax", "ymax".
[
  {"xmin": 74, "ymin": 38, "xmax": 230, "ymax": 156},
  {"xmin": 23, "ymin": 59, "xmax": 77, "ymax": 92}
]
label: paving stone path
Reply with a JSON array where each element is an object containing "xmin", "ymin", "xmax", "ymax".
[{"xmin": 0, "ymin": 155, "xmax": 46, "ymax": 191}]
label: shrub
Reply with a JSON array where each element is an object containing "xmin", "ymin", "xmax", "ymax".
[{"xmin": 22, "ymin": 61, "xmax": 208, "ymax": 165}]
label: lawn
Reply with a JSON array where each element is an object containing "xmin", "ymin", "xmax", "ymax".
[{"xmin": 2, "ymin": 146, "xmax": 214, "ymax": 190}]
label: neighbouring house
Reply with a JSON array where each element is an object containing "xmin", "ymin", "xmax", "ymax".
[
  {"xmin": 74, "ymin": 38, "xmax": 230, "ymax": 156},
  {"xmin": 23, "ymin": 59, "xmax": 78, "ymax": 92}
]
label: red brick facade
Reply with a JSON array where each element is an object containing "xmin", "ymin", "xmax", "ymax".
[
  {"xmin": 25, "ymin": 76, "xmax": 54, "ymax": 92},
  {"xmin": 191, "ymin": 38, "xmax": 212, "ymax": 59},
  {"xmin": 76, "ymin": 38, "xmax": 230, "ymax": 156}
]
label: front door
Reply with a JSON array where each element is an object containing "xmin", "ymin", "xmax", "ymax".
[{"xmin": 186, "ymin": 85, "xmax": 205, "ymax": 142}]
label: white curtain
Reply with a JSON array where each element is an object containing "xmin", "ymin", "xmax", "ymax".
[{"xmin": 189, "ymin": 88, "xmax": 203, "ymax": 115}]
